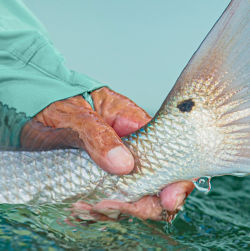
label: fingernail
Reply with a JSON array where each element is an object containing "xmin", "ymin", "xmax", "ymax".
[{"xmin": 107, "ymin": 146, "xmax": 134, "ymax": 174}]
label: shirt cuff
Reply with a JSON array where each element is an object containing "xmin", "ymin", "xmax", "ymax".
[{"xmin": 0, "ymin": 30, "xmax": 106, "ymax": 117}]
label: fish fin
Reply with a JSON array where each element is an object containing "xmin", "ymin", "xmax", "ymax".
[
  {"xmin": 167, "ymin": 0, "xmax": 250, "ymax": 174},
  {"xmin": 170, "ymin": 0, "xmax": 249, "ymax": 96}
]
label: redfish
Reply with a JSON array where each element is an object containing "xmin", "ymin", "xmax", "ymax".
[{"xmin": 0, "ymin": 0, "xmax": 249, "ymax": 204}]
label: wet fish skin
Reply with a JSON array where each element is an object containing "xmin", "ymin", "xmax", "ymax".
[
  {"xmin": 0, "ymin": 0, "xmax": 250, "ymax": 204},
  {"xmin": 1, "ymin": 149, "xmax": 115, "ymax": 204}
]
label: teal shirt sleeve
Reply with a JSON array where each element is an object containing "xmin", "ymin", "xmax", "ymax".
[{"xmin": 0, "ymin": 0, "xmax": 106, "ymax": 146}]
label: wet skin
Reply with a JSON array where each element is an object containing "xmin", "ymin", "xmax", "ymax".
[{"xmin": 21, "ymin": 87, "xmax": 194, "ymax": 221}]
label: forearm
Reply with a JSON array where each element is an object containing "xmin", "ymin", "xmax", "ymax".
[{"xmin": 0, "ymin": 1, "xmax": 105, "ymax": 146}]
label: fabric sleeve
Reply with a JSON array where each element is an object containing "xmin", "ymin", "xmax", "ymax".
[
  {"xmin": 0, "ymin": 0, "xmax": 106, "ymax": 146},
  {"xmin": 0, "ymin": 30, "xmax": 105, "ymax": 117}
]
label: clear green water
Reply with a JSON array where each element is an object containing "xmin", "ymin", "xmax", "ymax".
[{"xmin": 0, "ymin": 176, "xmax": 249, "ymax": 250}]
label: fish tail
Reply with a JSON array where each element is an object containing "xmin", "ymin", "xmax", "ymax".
[
  {"xmin": 169, "ymin": 0, "xmax": 250, "ymax": 175},
  {"xmin": 210, "ymin": 0, "xmax": 250, "ymax": 174}
]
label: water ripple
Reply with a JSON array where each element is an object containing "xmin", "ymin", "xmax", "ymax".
[{"xmin": 0, "ymin": 176, "xmax": 249, "ymax": 250}]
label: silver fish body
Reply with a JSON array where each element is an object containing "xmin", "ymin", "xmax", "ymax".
[
  {"xmin": 0, "ymin": 0, "xmax": 250, "ymax": 205},
  {"xmin": 0, "ymin": 144, "xmax": 190, "ymax": 204}
]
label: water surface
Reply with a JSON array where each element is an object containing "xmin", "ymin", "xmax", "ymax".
[{"xmin": 0, "ymin": 175, "xmax": 249, "ymax": 250}]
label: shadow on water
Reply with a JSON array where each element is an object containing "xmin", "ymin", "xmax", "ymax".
[{"xmin": 0, "ymin": 176, "xmax": 249, "ymax": 250}]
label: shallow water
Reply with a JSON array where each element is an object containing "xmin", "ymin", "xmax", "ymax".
[{"xmin": 0, "ymin": 175, "xmax": 249, "ymax": 250}]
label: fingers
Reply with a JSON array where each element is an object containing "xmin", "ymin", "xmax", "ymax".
[
  {"xmin": 70, "ymin": 201, "xmax": 111, "ymax": 221},
  {"xmin": 23, "ymin": 87, "xmax": 150, "ymax": 174},
  {"xmin": 159, "ymin": 181, "xmax": 195, "ymax": 212},
  {"xmin": 70, "ymin": 181, "xmax": 195, "ymax": 222},
  {"xmin": 91, "ymin": 87, "xmax": 151, "ymax": 137},
  {"xmin": 33, "ymin": 96, "xmax": 134, "ymax": 175},
  {"xmin": 71, "ymin": 197, "xmax": 164, "ymax": 221},
  {"xmin": 91, "ymin": 200, "xmax": 123, "ymax": 220},
  {"xmin": 91, "ymin": 181, "xmax": 194, "ymax": 221},
  {"xmin": 20, "ymin": 119, "xmax": 81, "ymax": 150},
  {"xmin": 92, "ymin": 196, "xmax": 163, "ymax": 221}
]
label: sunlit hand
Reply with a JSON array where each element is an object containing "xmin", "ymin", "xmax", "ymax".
[
  {"xmin": 21, "ymin": 87, "xmax": 194, "ymax": 220},
  {"xmin": 21, "ymin": 87, "xmax": 150, "ymax": 174},
  {"xmin": 70, "ymin": 181, "xmax": 194, "ymax": 222}
]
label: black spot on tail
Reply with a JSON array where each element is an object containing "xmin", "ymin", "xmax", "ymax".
[{"xmin": 177, "ymin": 99, "xmax": 195, "ymax": 112}]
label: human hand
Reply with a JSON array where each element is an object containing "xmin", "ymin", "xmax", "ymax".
[
  {"xmin": 21, "ymin": 87, "xmax": 150, "ymax": 175},
  {"xmin": 21, "ymin": 87, "xmax": 194, "ymax": 220},
  {"xmin": 69, "ymin": 181, "xmax": 194, "ymax": 222}
]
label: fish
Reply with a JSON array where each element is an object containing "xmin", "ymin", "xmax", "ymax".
[{"xmin": 0, "ymin": 0, "xmax": 249, "ymax": 205}]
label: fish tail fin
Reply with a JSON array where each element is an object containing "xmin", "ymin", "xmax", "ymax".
[
  {"xmin": 210, "ymin": 0, "xmax": 250, "ymax": 174},
  {"xmin": 167, "ymin": 0, "xmax": 250, "ymax": 175}
]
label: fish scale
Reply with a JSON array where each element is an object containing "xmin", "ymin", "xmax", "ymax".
[{"xmin": 0, "ymin": 0, "xmax": 250, "ymax": 205}]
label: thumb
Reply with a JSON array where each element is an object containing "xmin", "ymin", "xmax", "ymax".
[
  {"xmin": 72, "ymin": 108, "xmax": 134, "ymax": 175},
  {"xmin": 34, "ymin": 96, "xmax": 134, "ymax": 175}
]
